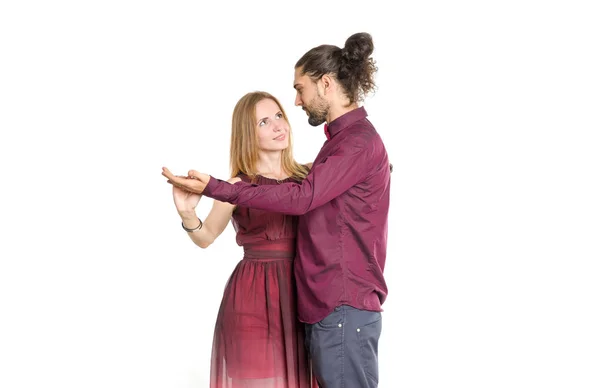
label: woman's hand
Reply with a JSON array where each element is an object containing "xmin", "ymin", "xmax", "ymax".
[{"xmin": 172, "ymin": 180, "xmax": 202, "ymax": 215}]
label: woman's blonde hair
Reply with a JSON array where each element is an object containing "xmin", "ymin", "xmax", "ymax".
[{"xmin": 230, "ymin": 91, "xmax": 309, "ymax": 181}]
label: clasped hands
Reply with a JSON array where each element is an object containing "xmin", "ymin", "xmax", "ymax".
[{"xmin": 162, "ymin": 167, "xmax": 210, "ymax": 194}]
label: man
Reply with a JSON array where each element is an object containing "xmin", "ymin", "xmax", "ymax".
[{"xmin": 164, "ymin": 32, "xmax": 391, "ymax": 388}]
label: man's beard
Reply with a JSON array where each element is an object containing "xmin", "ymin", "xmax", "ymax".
[{"xmin": 305, "ymin": 96, "xmax": 329, "ymax": 127}]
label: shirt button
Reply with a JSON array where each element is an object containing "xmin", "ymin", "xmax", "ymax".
[
  {"xmin": 338, "ymin": 323, "xmax": 342, "ymax": 328},
  {"xmin": 357, "ymin": 328, "xmax": 361, "ymax": 332}
]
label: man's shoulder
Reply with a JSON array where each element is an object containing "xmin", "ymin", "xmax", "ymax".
[{"xmin": 343, "ymin": 120, "xmax": 382, "ymax": 146}]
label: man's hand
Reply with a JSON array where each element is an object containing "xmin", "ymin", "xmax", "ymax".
[{"xmin": 162, "ymin": 167, "xmax": 211, "ymax": 195}]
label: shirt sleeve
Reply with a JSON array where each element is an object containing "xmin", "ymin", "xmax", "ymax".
[{"xmin": 203, "ymin": 140, "xmax": 371, "ymax": 215}]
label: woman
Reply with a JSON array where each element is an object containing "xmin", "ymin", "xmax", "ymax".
[{"xmin": 168, "ymin": 91, "xmax": 316, "ymax": 387}]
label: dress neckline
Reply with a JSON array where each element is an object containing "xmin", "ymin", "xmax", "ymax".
[{"xmin": 257, "ymin": 174, "xmax": 292, "ymax": 184}]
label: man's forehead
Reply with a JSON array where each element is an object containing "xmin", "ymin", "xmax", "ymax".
[{"xmin": 293, "ymin": 72, "xmax": 308, "ymax": 88}]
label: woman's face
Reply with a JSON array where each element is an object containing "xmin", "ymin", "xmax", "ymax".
[{"xmin": 255, "ymin": 98, "xmax": 289, "ymax": 152}]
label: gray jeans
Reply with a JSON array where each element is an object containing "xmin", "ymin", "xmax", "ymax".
[{"xmin": 305, "ymin": 305, "xmax": 382, "ymax": 388}]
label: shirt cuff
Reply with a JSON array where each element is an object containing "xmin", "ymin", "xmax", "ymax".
[{"xmin": 203, "ymin": 175, "xmax": 222, "ymax": 197}]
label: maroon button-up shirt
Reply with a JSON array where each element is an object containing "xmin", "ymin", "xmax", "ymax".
[{"xmin": 204, "ymin": 107, "xmax": 390, "ymax": 324}]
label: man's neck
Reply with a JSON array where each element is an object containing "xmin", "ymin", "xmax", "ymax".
[{"xmin": 327, "ymin": 102, "xmax": 359, "ymax": 124}]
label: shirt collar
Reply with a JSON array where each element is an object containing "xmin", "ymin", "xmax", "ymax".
[{"xmin": 324, "ymin": 106, "xmax": 368, "ymax": 140}]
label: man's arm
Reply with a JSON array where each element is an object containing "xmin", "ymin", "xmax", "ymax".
[{"xmin": 203, "ymin": 142, "xmax": 371, "ymax": 215}]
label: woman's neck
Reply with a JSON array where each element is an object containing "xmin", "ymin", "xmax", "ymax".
[{"xmin": 256, "ymin": 151, "xmax": 287, "ymax": 179}]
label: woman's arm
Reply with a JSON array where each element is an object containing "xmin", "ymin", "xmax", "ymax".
[{"xmin": 177, "ymin": 177, "xmax": 241, "ymax": 249}]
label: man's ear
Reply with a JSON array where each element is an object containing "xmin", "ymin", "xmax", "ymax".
[{"xmin": 320, "ymin": 74, "xmax": 334, "ymax": 94}]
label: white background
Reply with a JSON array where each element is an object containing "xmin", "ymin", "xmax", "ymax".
[{"xmin": 1, "ymin": 1, "xmax": 599, "ymax": 387}]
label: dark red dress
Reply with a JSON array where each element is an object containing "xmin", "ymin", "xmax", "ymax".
[{"xmin": 210, "ymin": 175, "xmax": 317, "ymax": 387}]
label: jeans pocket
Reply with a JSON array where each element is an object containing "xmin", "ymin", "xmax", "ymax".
[
  {"xmin": 357, "ymin": 314, "xmax": 382, "ymax": 384},
  {"xmin": 316, "ymin": 306, "xmax": 344, "ymax": 329}
]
